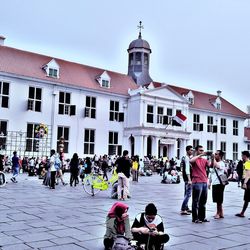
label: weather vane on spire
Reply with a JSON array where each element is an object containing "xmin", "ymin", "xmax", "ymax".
[{"xmin": 137, "ymin": 21, "xmax": 144, "ymax": 39}]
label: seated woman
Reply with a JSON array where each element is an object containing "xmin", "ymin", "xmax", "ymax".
[
  {"xmin": 103, "ymin": 202, "xmax": 132, "ymax": 250},
  {"xmin": 131, "ymin": 203, "xmax": 169, "ymax": 250}
]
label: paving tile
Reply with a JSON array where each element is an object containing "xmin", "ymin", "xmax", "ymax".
[
  {"xmin": 1, "ymin": 173, "xmax": 250, "ymax": 249},
  {"xmin": 1, "ymin": 243, "xmax": 32, "ymax": 250}
]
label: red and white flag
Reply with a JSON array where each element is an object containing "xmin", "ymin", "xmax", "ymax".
[{"xmin": 172, "ymin": 112, "xmax": 187, "ymax": 126}]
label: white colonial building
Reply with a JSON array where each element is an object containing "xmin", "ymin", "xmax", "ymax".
[{"xmin": 0, "ymin": 32, "xmax": 248, "ymax": 160}]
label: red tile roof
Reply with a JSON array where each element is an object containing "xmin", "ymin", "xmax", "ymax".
[
  {"xmin": 245, "ymin": 127, "xmax": 250, "ymax": 140},
  {"xmin": 0, "ymin": 46, "xmax": 138, "ymax": 95},
  {"xmin": 153, "ymin": 82, "xmax": 247, "ymax": 118}
]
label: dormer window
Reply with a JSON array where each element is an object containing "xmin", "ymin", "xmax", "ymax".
[
  {"xmin": 43, "ymin": 59, "xmax": 60, "ymax": 78},
  {"xmin": 213, "ymin": 97, "xmax": 221, "ymax": 110},
  {"xmin": 188, "ymin": 97, "xmax": 194, "ymax": 105},
  {"xmin": 102, "ymin": 80, "xmax": 110, "ymax": 88},
  {"xmin": 216, "ymin": 103, "xmax": 221, "ymax": 109},
  {"xmin": 49, "ymin": 68, "xmax": 58, "ymax": 78},
  {"xmin": 96, "ymin": 71, "xmax": 111, "ymax": 88},
  {"xmin": 185, "ymin": 90, "xmax": 194, "ymax": 105}
]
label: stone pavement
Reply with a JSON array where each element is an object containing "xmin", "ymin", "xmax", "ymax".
[{"xmin": 0, "ymin": 172, "xmax": 250, "ymax": 250}]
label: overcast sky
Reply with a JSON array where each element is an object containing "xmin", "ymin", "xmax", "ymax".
[{"xmin": 1, "ymin": 0, "xmax": 249, "ymax": 112}]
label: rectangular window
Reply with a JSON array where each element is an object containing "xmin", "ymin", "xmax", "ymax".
[
  {"xmin": 57, "ymin": 126, "xmax": 69, "ymax": 153},
  {"xmin": 247, "ymin": 144, "xmax": 250, "ymax": 152},
  {"xmin": 233, "ymin": 120, "xmax": 238, "ymax": 136},
  {"xmin": 207, "ymin": 116, "xmax": 213, "ymax": 132},
  {"xmin": 147, "ymin": 105, "xmax": 154, "ymax": 123},
  {"xmin": 207, "ymin": 140, "xmax": 213, "ymax": 153},
  {"xmin": 85, "ymin": 96, "xmax": 96, "ymax": 119},
  {"xmin": 193, "ymin": 139, "xmax": 199, "ymax": 149},
  {"xmin": 27, "ymin": 86, "xmax": 42, "ymax": 112},
  {"xmin": 102, "ymin": 80, "xmax": 109, "ymax": 88},
  {"xmin": 108, "ymin": 131, "xmax": 120, "ymax": 155},
  {"xmin": 220, "ymin": 118, "xmax": 226, "ymax": 134},
  {"xmin": 0, "ymin": 120, "xmax": 7, "ymax": 150},
  {"xmin": 26, "ymin": 123, "xmax": 40, "ymax": 152},
  {"xmin": 157, "ymin": 106, "xmax": 164, "ymax": 124},
  {"xmin": 84, "ymin": 129, "xmax": 95, "ymax": 154},
  {"xmin": 109, "ymin": 100, "xmax": 119, "ymax": 121},
  {"xmin": 221, "ymin": 141, "xmax": 226, "ymax": 159},
  {"xmin": 0, "ymin": 81, "xmax": 9, "ymax": 108},
  {"xmin": 188, "ymin": 97, "xmax": 194, "ymax": 104},
  {"xmin": 193, "ymin": 114, "xmax": 200, "ymax": 131},
  {"xmin": 233, "ymin": 143, "xmax": 238, "ymax": 161},
  {"xmin": 167, "ymin": 108, "xmax": 173, "ymax": 116},
  {"xmin": 58, "ymin": 92, "xmax": 71, "ymax": 115},
  {"xmin": 49, "ymin": 68, "xmax": 58, "ymax": 78}
]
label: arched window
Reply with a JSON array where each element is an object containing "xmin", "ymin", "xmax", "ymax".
[
  {"xmin": 129, "ymin": 53, "xmax": 134, "ymax": 66},
  {"xmin": 144, "ymin": 53, "xmax": 148, "ymax": 65},
  {"xmin": 135, "ymin": 52, "xmax": 141, "ymax": 65}
]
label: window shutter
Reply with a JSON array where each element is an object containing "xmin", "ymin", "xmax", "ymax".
[
  {"xmin": 84, "ymin": 107, "xmax": 90, "ymax": 117},
  {"xmin": 199, "ymin": 123, "xmax": 204, "ymax": 131},
  {"xmin": 118, "ymin": 112, "xmax": 124, "ymax": 122},
  {"xmin": 213, "ymin": 125, "xmax": 217, "ymax": 133},
  {"xmin": 27, "ymin": 100, "xmax": 33, "ymax": 110},
  {"xmin": 70, "ymin": 105, "xmax": 76, "ymax": 116},
  {"xmin": 163, "ymin": 115, "xmax": 170, "ymax": 125}
]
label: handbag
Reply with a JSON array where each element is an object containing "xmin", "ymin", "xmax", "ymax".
[{"xmin": 214, "ymin": 167, "xmax": 229, "ymax": 186}]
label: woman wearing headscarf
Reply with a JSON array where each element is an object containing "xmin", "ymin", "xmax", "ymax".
[{"xmin": 103, "ymin": 202, "xmax": 132, "ymax": 250}]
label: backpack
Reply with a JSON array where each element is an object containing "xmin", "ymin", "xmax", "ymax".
[{"xmin": 112, "ymin": 235, "xmax": 134, "ymax": 250}]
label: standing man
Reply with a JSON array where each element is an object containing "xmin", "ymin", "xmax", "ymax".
[
  {"xmin": 49, "ymin": 149, "xmax": 58, "ymax": 189},
  {"xmin": 180, "ymin": 145, "xmax": 193, "ymax": 215},
  {"xmin": 11, "ymin": 151, "xmax": 20, "ymax": 183},
  {"xmin": 235, "ymin": 151, "xmax": 250, "ymax": 218},
  {"xmin": 190, "ymin": 145, "xmax": 211, "ymax": 223},
  {"xmin": 115, "ymin": 150, "xmax": 131, "ymax": 200}
]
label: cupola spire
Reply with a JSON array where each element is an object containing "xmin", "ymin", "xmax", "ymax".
[{"xmin": 137, "ymin": 21, "xmax": 144, "ymax": 39}]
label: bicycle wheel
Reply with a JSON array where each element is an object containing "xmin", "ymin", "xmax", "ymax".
[
  {"xmin": 0, "ymin": 172, "xmax": 6, "ymax": 187},
  {"xmin": 83, "ymin": 174, "xmax": 102, "ymax": 196}
]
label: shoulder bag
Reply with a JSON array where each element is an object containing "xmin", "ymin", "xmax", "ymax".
[{"xmin": 214, "ymin": 167, "xmax": 229, "ymax": 186}]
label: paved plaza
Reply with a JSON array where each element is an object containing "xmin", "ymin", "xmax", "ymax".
[{"xmin": 1, "ymin": 172, "xmax": 250, "ymax": 250}]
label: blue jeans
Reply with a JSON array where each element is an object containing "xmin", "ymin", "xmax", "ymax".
[
  {"xmin": 12, "ymin": 167, "xmax": 19, "ymax": 178},
  {"xmin": 192, "ymin": 182, "xmax": 208, "ymax": 221},
  {"xmin": 181, "ymin": 181, "xmax": 192, "ymax": 211}
]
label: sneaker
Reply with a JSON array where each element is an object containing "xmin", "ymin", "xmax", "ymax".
[
  {"xmin": 202, "ymin": 219, "xmax": 210, "ymax": 222},
  {"xmin": 180, "ymin": 210, "xmax": 191, "ymax": 215},
  {"xmin": 187, "ymin": 209, "xmax": 192, "ymax": 213},
  {"xmin": 193, "ymin": 219, "xmax": 202, "ymax": 223}
]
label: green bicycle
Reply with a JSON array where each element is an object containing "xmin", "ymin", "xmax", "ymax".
[{"xmin": 83, "ymin": 171, "xmax": 118, "ymax": 196}]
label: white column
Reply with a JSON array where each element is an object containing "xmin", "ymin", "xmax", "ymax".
[
  {"xmin": 152, "ymin": 137, "xmax": 159, "ymax": 159},
  {"xmin": 143, "ymin": 135, "xmax": 147, "ymax": 157},
  {"xmin": 134, "ymin": 135, "xmax": 143, "ymax": 158}
]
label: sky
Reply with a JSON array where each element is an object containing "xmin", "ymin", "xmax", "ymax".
[{"xmin": 1, "ymin": 0, "xmax": 250, "ymax": 112}]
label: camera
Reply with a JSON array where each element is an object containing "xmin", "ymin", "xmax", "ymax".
[{"xmin": 206, "ymin": 152, "xmax": 213, "ymax": 156}]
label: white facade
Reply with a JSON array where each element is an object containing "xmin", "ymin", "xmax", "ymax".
[{"xmin": 0, "ymin": 38, "xmax": 248, "ymax": 160}]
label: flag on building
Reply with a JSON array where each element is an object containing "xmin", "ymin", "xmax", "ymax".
[{"xmin": 172, "ymin": 112, "xmax": 187, "ymax": 126}]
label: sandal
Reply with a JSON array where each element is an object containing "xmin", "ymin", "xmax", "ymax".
[{"xmin": 235, "ymin": 213, "xmax": 245, "ymax": 218}]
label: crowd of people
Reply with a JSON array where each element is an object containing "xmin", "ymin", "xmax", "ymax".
[
  {"xmin": 179, "ymin": 145, "xmax": 250, "ymax": 224},
  {"xmin": 1, "ymin": 147, "xmax": 250, "ymax": 249}
]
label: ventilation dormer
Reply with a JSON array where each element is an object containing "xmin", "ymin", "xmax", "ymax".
[
  {"xmin": 184, "ymin": 90, "xmax": 194, "ymax": 105},
  {"xmin": 43, "ymin": 59, "xmax": 60, "ymax": 78},
  {"xmin": 96, "ymin": 71, "xmax": 111, "ymax": 88},
  {"xmin": 214, "ymin": 97, "xmax": 221, "ymax": 110}
]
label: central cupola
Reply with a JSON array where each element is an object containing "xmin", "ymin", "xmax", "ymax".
[{"xmin": 127, "ymin": 21, "xmax": 153, "ymax": 86}]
